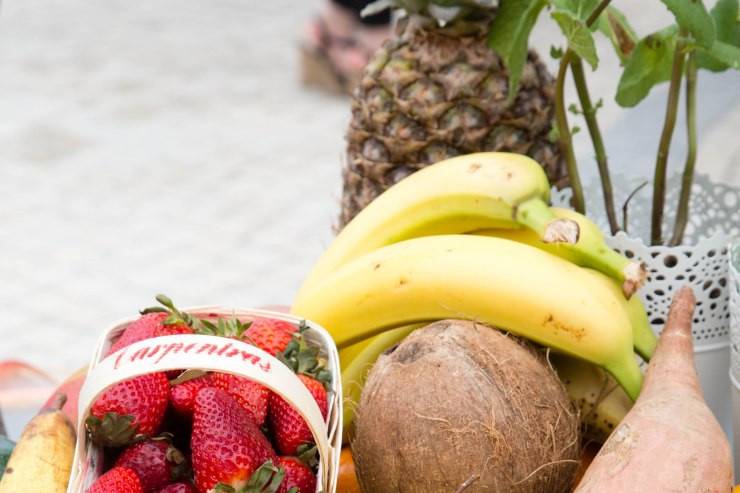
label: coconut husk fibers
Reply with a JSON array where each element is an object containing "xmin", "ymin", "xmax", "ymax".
[{"xmin": 352, "ymin": 320, "xmax": 580, "ymax": 493}]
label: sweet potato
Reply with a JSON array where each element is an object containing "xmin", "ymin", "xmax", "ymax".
[{"xmin": 575, "ymin": 286, "xmax": 733, "ymax": 492}]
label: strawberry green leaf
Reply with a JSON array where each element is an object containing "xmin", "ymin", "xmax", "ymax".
[
  {"xmin": 85, "ymin": 412, "xmax": 139, "ymax": 448},
  {"xmin": 488, "ymin": 0, "xmax": 548, "ymax": 101},
  {"xmin": 616, "ymin": 27, "xmax": 678, "ymax": 107},
  {"xmin": 296, "ymin": 444, "xmax": 320, "ymax": 469},
  {"xmin": 244, "ymin": 460, "xmax": 285, "ymax": 493},
  {"xmin": 141, "ymin": 294, "xmax": 197, "ymax": 328},
  {"xmin": 659, "ymin": 0, "xmax": 716, "ymax": 48},
  {"xmin": 169, "ymin": 369, "xmax": 207, "ymax": 385},
  {"xmin": 551, "ymin": 9, "xmax": 599, "ymax": 69}
]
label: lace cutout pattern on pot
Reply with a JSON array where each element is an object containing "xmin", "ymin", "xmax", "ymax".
[
  {"xmin": 730, "ymin": 243, "xmax": 740, "ymax": 380},
  {"xmin": 551, "ymin": 173, "xmax": 739, "ymax": 345}
]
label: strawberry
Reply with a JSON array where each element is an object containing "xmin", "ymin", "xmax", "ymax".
[
  {"xmin": 157, "ymin": 483, "xmax": 198, "ymax": 493},
  {"xmin": 244, "ymin": 317, "xmax": 297, "ymax": 356},
  {"xmin": 109, "ymin": 295, "xmax": 195, "ymax": 356},
  {"xmin": 170, "ymin": 372, "xmax": 269, "ymax": 425},
  {"xmin": 191, "ymin": 388, "xmax": 277, "ymax": 492},
  {"xmin": 208, "ymin": 372, "xmax": 269, "ymax": 425},
  {"xmin": 86, "ymin": 372, "xmax": 169, "ymax": 447},
  {"xmin": 114, "ymin": 438, "xmax": 188, "ymax": 492},
  {"xmin": 244, "ymin": 318, "xmax": 297, "ymax": 356},
  {"xmin": 170, "ymin": 374, "xmax": 211, "ymax": 417},
  {"xmin": 87, "ymin": 467, "xmax": 143, "ymax": 493},
  {"xmin": 268, "ymin": 375, "xmax": 328, "ymax": 455},
  {"xmin": 276, "ymin": 457, "xmax": 317, "ymax": 493}
]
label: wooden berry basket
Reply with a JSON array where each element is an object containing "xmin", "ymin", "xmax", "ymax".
[{"xmin": 66, "ymin": 307, "xmax": 343, "ymax": 493}]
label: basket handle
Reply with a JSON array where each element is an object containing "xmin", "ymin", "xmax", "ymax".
[{"xmin": 70, "ymin": 334, "xmax": 330, "ymax": 491}]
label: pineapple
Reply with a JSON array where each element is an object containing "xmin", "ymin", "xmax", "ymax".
[{"xmin": 340, "ymin": 1, "xmax": 565, "ymax": 227}]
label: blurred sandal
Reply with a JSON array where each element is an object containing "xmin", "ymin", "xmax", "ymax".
[{"xmin": 300, "ymin": 15, "xmax": 389, "ymax": 95}]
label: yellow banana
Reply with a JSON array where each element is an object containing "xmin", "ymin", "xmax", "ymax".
[
  {"xmin": 550, "ymin": 354, "xmax": 633, "ymax": 443},
  {"xmin": 296, "ymin": 152, "xmax": 644, "ymax": 303},
  {"xmin": 292, "ymin": 235, "xmax": 643, "ymax": 400},
  {"xmin": 479, "ymin": 221, "xmax": 656, "ymax": 359},
  {"xmin": 0, "ymin": 394, "xmax": 75, "ymax": 493},
  {"xmin": 582, "ymin": 269, "xmax": 656, "ymax": 361},
  {"xmin": 478, "ymin": 207, "xmax": 646, "ymax": 297}
]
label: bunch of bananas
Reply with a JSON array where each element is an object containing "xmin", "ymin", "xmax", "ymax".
[{"xmin": 291, "ymin": 152, "xmax": 653, "ymax": 441}]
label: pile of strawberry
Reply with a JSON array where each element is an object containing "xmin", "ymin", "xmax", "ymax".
[{"xmin": 84, "ymin": 296, "xmax": 330, "ymax": 493}]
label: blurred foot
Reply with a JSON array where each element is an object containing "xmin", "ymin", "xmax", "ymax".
[{"xmin": 300, "ymin": 3, "xmax": 391, "ymax": 94}]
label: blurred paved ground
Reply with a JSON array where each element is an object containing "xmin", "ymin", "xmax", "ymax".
[{"xmin": 0, "ymin": 1, "xmax": 738, "ymax": 382}]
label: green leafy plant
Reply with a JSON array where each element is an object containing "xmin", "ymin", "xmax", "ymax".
[{"xmin": 489, "ymin": 0, "xmax": 740, "ymax": 245}]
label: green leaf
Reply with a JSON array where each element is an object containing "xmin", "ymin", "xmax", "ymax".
[
  {"xmin": 616, "ymin": 28, "xmax": 678, "ymax": 107},
  {"xmin": 709, "ymin": 0, "xmax": 740, "ymax": 41},
  {"xmin": 660, "ymin": 0, "xmax": 716, "ymax": 48},
  {"xmin": 550, "ymin": 0, "xmax": 600, "ymax": 21},
  {"xmin": 595, "ymin": 6, "xmax": 639, "ymax": 62},
  {"xmin": 551, "ymin": 10, "xmax": 599, "ymax": 69},
  {"xmin": 488, "ymin": 0, "xmax": 548, "ymax": 100},
  {"xmin": 551, "ymin": 45, "xmax": 564, "ymax": 59},
  {"xmin": 698, "ymin": 39, "xmax": 740, "ymax": 68},
  {"xmin": 697, "ymin": 0, "xmax": 740, "ymax": 71}
]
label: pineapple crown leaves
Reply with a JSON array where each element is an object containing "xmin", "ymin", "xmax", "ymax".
[
  {"xmin": 277, "ymin": 321, "xmax": 332, "ymax": 389},
  {"xmin": 213, "ymin": 460, "xmax": 286, "ymax": 493},
  {"xmin": 140, "ymin": 294, "xmax": 197, "ymax": 328},
  {"xmin": 85, "ymin": 412, "xmax": 141, "ymax": 448},
  {"xmin": 364, "ymin": 0, "xmax": 497, "ymax": 25},
  {"xmin": 195, "ymin": 316, "xmax": 252, "ymax": 339}
]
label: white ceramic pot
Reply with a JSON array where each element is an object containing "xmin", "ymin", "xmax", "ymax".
[{"xmin": 553, "ymin": 173, "xmax": 740, "ymax": 438}]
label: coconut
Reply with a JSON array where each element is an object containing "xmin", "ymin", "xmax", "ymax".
[{"xmin": 352, "ymin": 319, "xmax": 580, "ymax": 493}]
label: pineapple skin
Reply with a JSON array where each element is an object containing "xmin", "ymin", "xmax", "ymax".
[{"xmin": 341, "ymin": 17, "xmax": 565, "ymax": 227}]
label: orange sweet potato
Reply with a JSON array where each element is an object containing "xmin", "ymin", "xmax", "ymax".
[{"xmin": 575, "ymin": 287, "xmax": 733, "ymax": 492}]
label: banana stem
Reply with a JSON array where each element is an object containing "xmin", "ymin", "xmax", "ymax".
[
  {"xmin": 515, "ymin": 197, "xmax": 579, "ymax": 244},
  {"xmin": 669, "ymin": 53, "xmax": 697, "ymax": 247},
  {"xmin": 651, "ymin": 32, "xmax": 687, "ymax": 245},
  {"xmin": 570, "ymin": 57, "xmax": 619, "ymax": 235}
]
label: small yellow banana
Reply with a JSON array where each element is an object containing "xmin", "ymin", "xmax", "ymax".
[
  {"xmin": 296, "ymin": 153, "xmax": 643, "ymax": 304},
  {"xmin": 292, "ymin": 234, "xmax": 643, "ymax": 399},
  {"xmin": 550, "ymin": 354, "xmax": 633, "ymax": 443},
  {"xmin": 340, "ymin": 324, "xmax": 422, "ymax": 433},
  {"xmin": 478, "ymin": 207, "xmax": 646, "ymax": 298},
  {"xmin": 0, "ymin": 394, "xmax": 75, "ymax": 493},
  {"xmin": 581, "ymin": 269, "xmax": 656, "ymax": 361},
  {"xmin": 479, "ymin": 221, "xmax": 656, "ymax": 359}
]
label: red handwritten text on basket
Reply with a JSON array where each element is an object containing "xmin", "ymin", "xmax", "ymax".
[{"xmin": 111, "ymin": 340, "xmax": 272, "ymax": 372}]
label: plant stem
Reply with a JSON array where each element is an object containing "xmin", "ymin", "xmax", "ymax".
[
  {"xmin": 669, "ymin": 53, "xmax": 697, "ymax": 246},
  {"xmin": 553, "ymin": 0, "xmax": 611, "ymax": 214},
  {"xmin": 570, "ymin": 57, "xmax": 619, "ymax": 234},
  {"xmin": 651, "ymin": 33, "xmax": 686, "ymax": 245},
  {"xmin": 585, "ymin": 0, "xmax": 611, "ymax": 25},
  {"xmin": 555, "ymin": 51, "xmax": 585, "ymax": 213}
]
